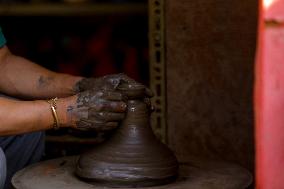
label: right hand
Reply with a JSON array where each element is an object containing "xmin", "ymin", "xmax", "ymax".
[{"xmin": 62, "ymin": 89, "xmax": 127, "ymax": 131}]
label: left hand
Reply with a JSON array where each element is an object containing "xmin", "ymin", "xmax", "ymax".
[{"xmin": 74, "ymin": 73, "xmax": 153, "ymax": 97}]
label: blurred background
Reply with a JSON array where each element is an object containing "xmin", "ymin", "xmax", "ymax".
[{"xmin": 0, "ymin": 0, "xmax": 149, "ymax": 158}]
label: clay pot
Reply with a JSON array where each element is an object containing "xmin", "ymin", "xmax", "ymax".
[{"xmin": 76, "ymin": 85, "xmax": 179, "ymax": 188}]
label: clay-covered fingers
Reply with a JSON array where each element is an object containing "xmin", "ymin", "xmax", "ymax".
[
  {"xmin": 94, "ymin": 122, "xmax": 119, "ymax": 131},
  {"xmin": 103, "ymin": 122, "xmax": 119, "ymax": 131},
  {"xmin": 115, "ymin": 74, "xmax": 154, "ymax": 97},
  {"xmin": 144, "ymin": 98, "xmax": 155, "ymax": 112},
  {"xmin": 145, "ymin": 88, "xmax": 154, "ymax": 97},
  {"xmin": 118, "ymin": 74, "xmax": 153, "ymax": 96},
  {"xmin": 102, "ymin": 91, "xmax": 126, "ymax": 101},
  {"xmin": 117, "ymin": 73, "xmax": 136, "ymax": 83},
  {"xmin": 91, "ymin": 120, "xmax": 119, "ymax": 131},
  {"xmin": 89, "ymin": 112, "xmax": 125, "ymax": 122},
  {"xmin": 90, "ymin": 121, "xmax": 119, "ymax": 131},
  {"xmin": 76, "ymin": 118, "xmax": 119, "ymax": 131},
  {"xmin": 104, "ymin": 74, "xmax": 128, "ymax": 89},
  {"xmin": 95, "ymin": 100, "xmax": 127, "ymax": 113}
]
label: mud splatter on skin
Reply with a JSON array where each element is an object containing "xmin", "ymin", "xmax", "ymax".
[{"xmin": 37, "ymin": 76, "xmax": 55, "ymax": 89}]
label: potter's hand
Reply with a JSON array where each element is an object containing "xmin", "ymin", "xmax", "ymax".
[
  {"xmin": 75, "ymin": 73, "xmax": 153, "ymax": 97},
  {"xmin": 63, "ymin": 89, "xmax": 127, "ymax": 131}
]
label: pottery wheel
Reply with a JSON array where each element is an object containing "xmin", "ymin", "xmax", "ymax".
[{"xmin": 12, "ymin": 156, "xmax": 252, "ymax": 189}]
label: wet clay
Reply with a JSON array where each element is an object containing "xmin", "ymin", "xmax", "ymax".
[{"xmin": 75, "ymin": 84, "xmax": 179, "ymax": 188}]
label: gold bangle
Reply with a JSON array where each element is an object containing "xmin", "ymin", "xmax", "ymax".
[{"xmin": 47, "ymin": 97, "xmax": 60, "ymax": 130}]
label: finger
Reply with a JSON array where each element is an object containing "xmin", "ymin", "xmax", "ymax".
[
  {"xmin": 117, "ymin": 73, "xmax": 135, "ymax": 83},
  {"xmin": 76, "ymin": 118, "xmax": 108, "ymax": 130},
  {"xmin": 105, "ymin": 75, "xmax": 122, "ymax": 89},
  {"xmin": 107, "ymin": 101, "xmax": 127, "ymax": 112},
  {"xmin": 95, "ymin": 101, "xmax": 127, "ymax": 113},
  {"xmin": 144, "ymin": 98, "xmax": 151, "ymax": 107},
  {"xmin": 82, "ymin": 119, "xmax": 119, "ymax": 131},
  {"xmin": 76, "ymin": 119, "xmax": 93, "ymax": 129},
  {"xmin": 103, "ymin": 112, "xmax": 125, "ymax": 121},
  {"xmin": 145, "ymin": 88, "xmax": 154, "ymax": 97},
  {"xmin": 101, "ymin": 82, "xmax": 117, "ymax": 91},
  {"xmin": 118, "ymin": 77, "xmax": 153, "ymax": 97},
  {"xmin": 89, "ymin": 112, "xmax": 125, "ymax": 122},
  {"xmin": 103, "ymin": 122, "xmax": 119, "ymax": 131},
  {"xmin": 102, "ymin": 91, "xmax": 126, "ymax": 101},
  {"xmin": 143, "ymin": 98, "xmax": 155, "ymax": 113},
  {"xmin": 118, "ymin": 74, "xmax": 146, "ymax": 90},
  {"xmin": 94, "ymin": 121, "xmax": 119, "ymax": 131}
]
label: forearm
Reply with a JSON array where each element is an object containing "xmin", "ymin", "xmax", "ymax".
[
  {"xmin": 0, "ymin": 97, "xmax": 71, "ymax": 136},
  {"xmin": 0, "ymin": 46, "xmax": 83, "ymax": 99}
]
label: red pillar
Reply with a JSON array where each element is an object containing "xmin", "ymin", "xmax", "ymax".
[{"xmin": 255, "ymin": 0, "xmax": 284, "ymax": 188}]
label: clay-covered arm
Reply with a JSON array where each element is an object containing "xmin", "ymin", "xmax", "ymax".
[{"xmin": 0, "ymin": 46, "xmax": 83, "ymax": 99}]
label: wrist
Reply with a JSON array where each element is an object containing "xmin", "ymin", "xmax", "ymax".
[
  {"xmin": 54, "ymin": 73, "xmax": 84, "ymax": 96},
  {"xmin": 70, "ymin": 76, "xmax": 86, "ymax": 93},
  {"xmin": 57, "ymin": 96, "xmax": 77, "ymax": 128},
  {"xmin": 73, "ymin": 77, "xmax": 95, "ymax": 93},
  {"xmin": 71, "ymin": 76, "xmax": 85, "ymax": 93}
]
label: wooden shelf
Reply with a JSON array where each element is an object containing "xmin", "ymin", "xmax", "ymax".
[{"xmin": 0, "ymin": 3, "xmax": 148, "ymax": 16}]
